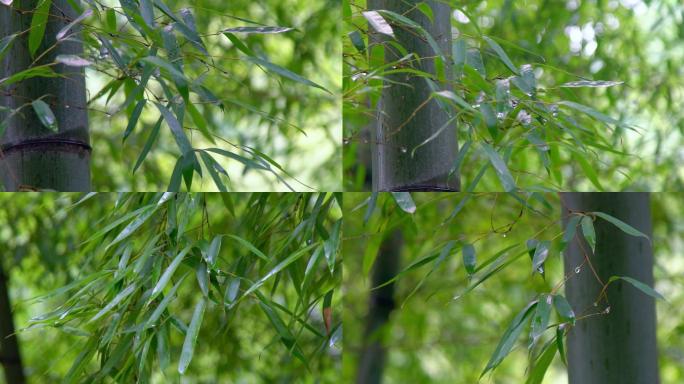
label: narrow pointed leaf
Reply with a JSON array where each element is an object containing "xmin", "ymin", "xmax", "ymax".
[
  {"xmin": 608, "ymin": 276, "xmax": 666, "ymax": 301},
  {"xmin": 593, "ymin": 212, "xmax": 650, "ymax": 242},
  {"xmin": 226, "ymin": 234, "xmax": 268, "ymax": 262},
  {"xmin": 482, "ymin": 143, "xmax": 516, "ymax": 192},
  {"xmin": 483, "ymin": 36, "xmax": 519, "ymax": 74},
  {"xmin": 463, "ymin": 243, "xmax": 476, "ymax": 275},
  {"xmin": 28, "ymin": 0, "xmax": 52, "ymax": 57},
  {"xmin": 178, "ymin": 298, "xmax": 206, "ymax": 374},
  {"xmin": 151, "ymin": 245, "xmax": 192, "ymax": 300},
  {"xmin": 580, "ymin": 216, "xmax": 596, "ymax": 253},
  {"xmin": 32, "ymin": 99, "xmax": 58, "ymax": 132},
  {"xmin": 223, "ymin": 26, "xmax": 293, "ymax": 34},
  {"xmin": 246, "ymin": 56, "xmax": 329, "ymax": 93},
  {"xmin": 89, "ymin": 283, "xmax": 137, "ymax": 322},
  {"xmin": 391, "ymin": 192, "xmax": 416, "ymax": 214}
]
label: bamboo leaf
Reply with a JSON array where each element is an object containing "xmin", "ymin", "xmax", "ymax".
[
  {"xmin": 56, "ymin": 9, "xmax": 92, "ymax": 41},
  {"xmin": 178, "ymin": 298, "xmax": 207, "ymax": 374},
  {"xmin": 553, "ymin": 294, "xmax": 575, "ymax": 324},
  {"xmin": 593, "ymin": 212, "xmax": 650, "ymax": 242},
  {"xmin": 362, "ymin": 10, "xmax": 394, "ymax": 37},
  {"xmin": 31, "ymin": 99, "xmax": 58, "ymax": 132},
  {"xmin": 246, "ymin": 56, "xmax": 330, "ymax": 93},
  {"xmin": 323, "ymin": 219, "xmax": 341, "ymax": 273},
  {"xmin": 226, "ymin": 234, "xmax": 269, "ymax": 262},
  {"xmin": 580, "ymin": 216, "xmax": 596, "ymax": 253},
  {"xmin": 482, "ymin": 143, "xmax": 516, "ymax": 192},
  {"xmin": 463, "ymin": 243, "xmax": 476, "ymax": 275},
  {"xmin": 482, "ymin": 300, "xmax": 538, "ymax": 377},
  {"xmin": 151, "ymin": 245, "xmax": 192, "ymax": 300},
  {"xmin": 608, "ymin": 276, "xmax": 666, "ymax": 301},
  {"xmin": 89, "ymin": 283, "xmax": 137, "ymax": 323},
  {"xmin": 483, "ymin": 36, "xmax": 519, "ymax": 74},
  {"xmin": 29, "ymin": 0, "xmax": 52, "ymax": 57},
  {"xmin": 122, "ymin": 99, "xmax": 146, "ymax": 142},
  {"xmin": 525, "ymin": 337, "xmax": 557, "ymax": 384},
  {"xmin": 391, "ymin": 192, "xmax": 416, "ymax": 214},
  {"xmin": 223, "ymin": 26, "xmax": 293, "ymax": 34}
]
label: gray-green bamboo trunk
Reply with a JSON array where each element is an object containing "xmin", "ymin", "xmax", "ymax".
[
  {"xmin": 369, "ymin": 0, "xmax": 459, "ymax": 191},
  {"xmin": 0, "ymin": 0, "xmax": 90, "ymax": 191},
  {"xmin": 356, "ymin": 229, "xmax": 402, "ymax": 384},
  {"xmin": 561, "ymin": 192, "xmax": 659, "ymax": 384}
]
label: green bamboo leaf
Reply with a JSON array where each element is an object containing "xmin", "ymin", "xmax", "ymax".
[
  {"xmin": 28, "ymin": 0, "xmax": 52, "ymax": 57},
  {"xmin": 391, "ymin": 192, "xmax": 416, "ymax": 214},
  {"xmin": 593, "ymin": 212, "xmax": 650, "ymax": 242},
  {"xmin": 246, "ymin": 56, "xmax": 330, "ymax": 93},
  {"xmin": 553, "ymin": 294, "xmax": 575, "ymax": 324},
  {"xmin": 200, "ymin": 151, "xmax": 229, "ymax": 192},
  {"xmin": 56, "ymin": 9, "xmax": 92, "ymax": 41},
  {"xmin": 154, "ymin": 102, "xmax": 193, "ymax": 155},
  {"xmin": 89, "ymin": 283, "xmax": 138, "ymax": 323},
  {"xmin": 530, "ymin": 294, "xmax": 552, "ymax": 345},
  {"xmin": 324, "ymin": 219, "xmax": 341, "ymax": 273},
  {"xmin": 178, "ymin": 298, "xmax": 207, "ymax": 374},
  {"xmin": 608, "ymin": 276, "xmax": 666, "ymax": 301},
  {"xmin": 531, "ymin": 240, "xmax": 550, "ymax": 275},
  {"xmin": 462, "ymin": 243, "xmax": 476, "ymax": 275},
  {"xmin": 139, "ymin": 0, "xmax": 155, "ymax": 28},
  {"xmin": 206, "ymin": 235, "xmax": 222, "ymax": 266},
  {"xmin": 362, "ymin": 10, "xmax": 394, "ymax": 37},
  {"xmin": 483, "ymin": 36, "xmax": 519, "ymax": 74},
  {"xmin": 240, "ymin": 243, "xmax": 317, "ymax": 300},
  {"xmin": 562, "ymin": 215, "xmax": 582, "ymax": 249},
  {"xmin": 133, "ymin": 116, "xmax": 162, "ymax": 173},
  {"xmin": 146, "ymin": 274, "xmax": 187, "ymax": 327},
  {"xmin": 223, "ymin": 26, "xmax": 293, "ymax": 34},
  {"xmin": 482, "ymin": 143, "xmax": 516, "ymax": 192},
  {"xmin": 556, "ymin": 326, "xmax": 567, "ymax": 366},
  {"xmin": 226, "ymin": 234, "xmax": 269, "ymax": 262},
  {"xmin": 122, "ymin": 99, "xmax": 146, "ymax": 142},
  {"xmin": 31, "ymin": 99, "xmax": 58, "ymax": 132},
  {"xmin": 580, "ymin": 216, "xmax": 596, "ymax": 253},
  {"xmin": 348, "ymin": 31, "xmax": 366, "ymax": 53},
  {"xmin": 151, "ymin": 245, "xmax": 192, "ymax": 300},
  {"xmin": 257, "ymin": 297, "xmax": 308, "ymax": 366},
  {"xmin": 573, "ymin": 151, "xmax": 604, "ymax": 190},
  {"xmin": 558, "ymin": 100, "xmax": 634, "ymax": 130},
  {"xmin": 196, "ymin": 262, "xmax": 209, "ymax": 297},
  {"xmin": 107, "ymin": 204, "xmax": 157, "ymax": 249},
  {"xmin": 0, "ymin": 33, "xmax": 18, "ymax": 63},
  {"xmin": 559, "ymin": 80, "xmax": 623, "ymax": 88},
  {"xmin": 0, "ymin": 65, "xmax": 57, "ymax": 88},
  {"xmin": 481, "ymin": 300, "xmax": 538, "ymax": 377},
  {"xmin": 526, "ymin": 337, "xmax": 557, "ymax": 384}
]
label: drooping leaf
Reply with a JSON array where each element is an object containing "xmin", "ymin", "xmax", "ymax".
[
  {"xmin": 525, "ymin": 337, "xmax": 557, "ymax": 384},
  {"xmin": 391, "ymin": 192, "xmax": 416, "ymax": 214},
  {"xmin": 223, "ymin": 26, "xmax": 293, "ymax": 34},
  {"xmin": 482, "ymin": 300, "xmax": 538, "ymax": 377},
  {"xmin": 559, "ymin": 80, "xmax": 623, "ymax": 88},
  {"xmin": 154, "ymin": 102, "xmax": 193, "ymax": 155},
  {"xmin": 531, "ymin": 240, "xmax": 550, "ymax": 275},
  {"xmin": 246, "ymin": 56, "xmax": 330, "ymax": 93},
  {"xmin": 55, "ymin": 54, "xmax": 93, "ymax": 67},
  {"xmin": 0, "ymin": 33, "xmax": 18, "ymax": 63},
  {"xmin": 56, "ymin": 9, "xmax": 93, "ymax": 41},
  {"xmin": 206, "ymin": 235, "xmax": 222, "ymax": 266},
  {"xmin": 133, "ymin": 116, "xmax": 163, "ymax": 173},
  {"xmin": 150, "ymin": 245, "xmax": 192, "ymax": 300},
  {"xmin": 593, "ymin": 212, "xmax": 650, "ymax": 242},
  {"xmin": 608, "ymin": 276, "xmax": 666, "ymax": 301},
  {"xmin": 580, "ymin": 216, "xmax": 596, "ymax": 253},
  {"xmin": 463, "ymin": 243, "xmax": 476, "ymax": 275},
  {"xmin": 226, "ymin": 234, "xmax": 269, "ymax": 262},
  {"xmin": 28, "ymin": 0, "xmax": 52, "ymax": 57},
  {"xmin": 122, "ymin": 99, "xmax": 146, "ymax": 141},
  {"xmin": 178, "ymin": 298, "xmax": 206, "ymax": 374},
  {"xmin": 483, "ymin": 36, "xmax": 519, "ymax": 74},
  {"xmin": 31, "ymin": 99, "xmax": 58, "ymax": 132},
  {"xmin": 146, "ymin": 274, "xmax": 187, "ymax": 328},
  {"xmin": 530, "ymin": 294, "xmax": 552, "ymax": 345},
  {"xmin": 324, "ymin": 219, "xmax": 341, "ymax": 274},
  {"xmin": 362, "ymin": 10, "xmax": 394, "ymax": 37},
  {"xmin": 482, "ymin": 143, "xmax": 516, "ymax": 192},
  {"xmin": 89, "ymin": 283, "xmax": 138, "ymax": 323},
  {"xmin": 553, "ymin": 294, "xmax": 576, "ymax": 324}
]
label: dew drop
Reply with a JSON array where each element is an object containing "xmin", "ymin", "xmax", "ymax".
[
  {"xmin": 453, "ymin": 295, "xmax": 462, "ymax": 300},
  {"xmin": 400, "ymin": 147, "xmax": 407, "ymax": 153},
  {"xmin": 502, "ymin": 233, "xmax": 507, "ymax": 238},
  {"xmin": 306, "ymin": 239, "xmax": 313, "ymax": 245},
  {"xmin": 575, "ymin": 266, "xmax": 581, "ymax": 274},
  {"xmin": 343, "ymin": 139, "xmax": 349, "ymax": 145},
  {"xmin": 593, "ymin": 302, "xmax": 598, "ymax": 307},
  {"xmin": 604, "ymin": 306, "xmax": 611, "ymax": 314}
]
